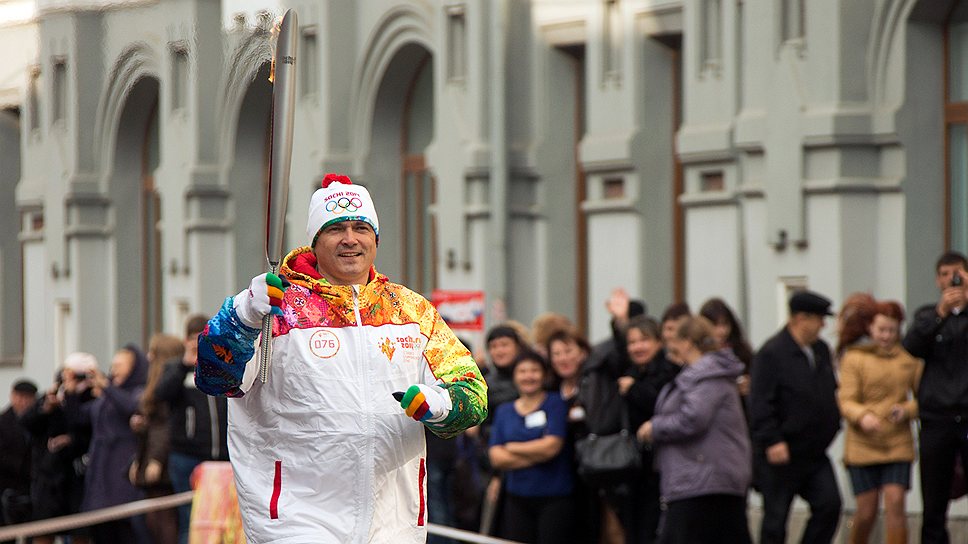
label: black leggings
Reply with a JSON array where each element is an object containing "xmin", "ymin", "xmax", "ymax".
[{"xmin": 501, "ymin": 493, "xmax": 575, "ymax": 544}]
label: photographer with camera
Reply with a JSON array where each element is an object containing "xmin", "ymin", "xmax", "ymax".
[
  {"xmin": 903, "ymin": 251, "xmax": 968, "ymax": 544},
  {"xmin": 20, "ymin": 354, "xmax": 97, "ymax": 544}
]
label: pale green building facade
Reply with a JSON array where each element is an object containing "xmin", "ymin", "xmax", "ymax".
[{"xmin": 2, "ymin": 0, "xmax": 968, "ymax": 536}]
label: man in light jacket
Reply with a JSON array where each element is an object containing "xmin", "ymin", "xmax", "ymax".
[{"xmin": 196, "ymin": 174, "xmax": 487, "ymax": 544}]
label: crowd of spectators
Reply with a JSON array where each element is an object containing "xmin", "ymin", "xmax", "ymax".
[
  {"xmin": 0, "ymin": 315, "xmax": 227, "ymax": 544},
  {"xmin": 426, "ymin": 250, "xmax": 968, "ymax": 544},
  {"xmin": 1, "ymin": 249, "xmax": 967, "ymax": 544}
]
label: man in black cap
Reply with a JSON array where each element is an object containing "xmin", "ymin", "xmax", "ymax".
[
  {"xmin": 0, "ymin": 380, "xmax": 37, "ymax": 528},
  {"xmin": 750, "ymin": 290, "xmax": 842, "ymax": 544}
]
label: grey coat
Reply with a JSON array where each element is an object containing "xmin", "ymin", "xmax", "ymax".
[{"xmin": 651, "ymin": 349, "xmax": 751, "ymax": 502}]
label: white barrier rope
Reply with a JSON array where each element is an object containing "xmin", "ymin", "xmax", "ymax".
[
  {"xmin": 0, "ymin": 491, "xmax": 520, "ymax": 544},
  {"xmin": 0, "ymin": 491, "xmax": 193, "ymax": 541},
  {"xmin": 426, "ymin": 524, "xmax": 522, "ymax": 544}
]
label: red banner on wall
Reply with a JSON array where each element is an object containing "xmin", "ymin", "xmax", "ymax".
[{"xmin": 431, "ymin": 290, "xmax": 485, "ymax": 331}]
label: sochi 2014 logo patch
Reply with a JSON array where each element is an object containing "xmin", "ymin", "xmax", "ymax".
[
  {"xmin": 379, "ymin": 337, "xmax": 396, "ymax": 362},
  {"xmin": 309, "ymin": 330, "xmax": 340, "ymax": 359},
  {"xmin": 396, "ymin": 335, "xmax": 425, "ymax": 365}
]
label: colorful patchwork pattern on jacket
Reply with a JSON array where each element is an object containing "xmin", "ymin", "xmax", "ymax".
[{"xmin": 196, "ymin": 246, "xmax": 488, "ymax": 438}]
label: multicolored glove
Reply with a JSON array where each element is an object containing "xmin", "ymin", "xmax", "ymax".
[
  {"xmin": 394, "ymin": 383, "xmax": 452, "ymax": 424},
  {"xmin": 232, "ymin": 273, "xmax": 290, "ymax": 328}
]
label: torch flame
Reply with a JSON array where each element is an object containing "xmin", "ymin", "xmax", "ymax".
[{"xmin": 268, "ymin": 15, "xmax": 284, "ymax": 83}]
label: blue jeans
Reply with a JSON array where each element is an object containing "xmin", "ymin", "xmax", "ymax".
[{"xmin": 168, "ymin": 452, "xmax": 204, "ymax": 544}]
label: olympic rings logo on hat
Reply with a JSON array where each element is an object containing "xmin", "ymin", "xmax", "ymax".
[{"xmin": 325, "ymin": 197, "xmax": 363, "ymax": 215}]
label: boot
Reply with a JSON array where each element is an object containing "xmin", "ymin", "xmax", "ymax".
[{"xmin": 885, "ymin": 524, "xmax": 907, "ymax": 544}]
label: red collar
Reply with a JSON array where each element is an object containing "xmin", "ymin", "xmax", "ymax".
[
  {"xmin": 290, "ymin": 251, "xmax": 322, "ymax": 279},
  {"xmin": 288, "ymin": 251, "xmax": 378, "ymax": 284}
]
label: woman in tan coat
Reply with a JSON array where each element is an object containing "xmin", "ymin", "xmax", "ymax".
[{"xmin": 838, "ymin": 300, "xmax": 922, "ymax": 544}]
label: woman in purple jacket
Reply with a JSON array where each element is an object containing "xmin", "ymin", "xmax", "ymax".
[
  {"xmin": 638, "ymin": 317, "xmax": 752, "ymax": 544},
  {"xmin": 73, "ymin": 344, "xmax": 148, "ymax": 542}
]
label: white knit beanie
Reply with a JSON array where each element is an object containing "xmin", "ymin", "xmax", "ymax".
[
  {"xmin": 63, "ymin": 352, "xmax": 98, "ymax": 374},
  {"xmin": 306, "ymin": 174, "xmax": 380, "ymax": 245}
]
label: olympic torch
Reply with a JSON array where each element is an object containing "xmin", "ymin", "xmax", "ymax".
[{"xmin": 260, "ymin": 9, "xmax": 298, "ymax": 383}]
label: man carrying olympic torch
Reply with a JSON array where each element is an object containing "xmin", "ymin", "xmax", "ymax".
[{"xmin": 193, "ymin": 13, "xmax": 487, "ymax": 544}]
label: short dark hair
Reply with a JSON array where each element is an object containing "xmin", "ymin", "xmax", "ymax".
[
  {"xmin": 626, "ymin": 315, "xmax": 661, "ymax": 340},
  {"xmin": 545, "ymin": 329, "xmax": 591, "ymax": 358},
  {"xmin": 185, "ymin": 314, "xmax": 209, "ymax": 338},
  {"xmin": 509, "ymin": 349, "xmax": 548, "ymax": 375},
  {"xmin": 660, "ymin": 302, "xmax": 691, "ymax": 324},
  {"xmin": 936, "ymin": 251, "xmax": 968, "ymax": 273},
  {"xmin": 486, "ymin": 325, "xmax": 525, "ymax": 347}
]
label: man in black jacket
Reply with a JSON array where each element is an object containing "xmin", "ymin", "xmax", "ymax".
[
  {"xmin": 154, "ymin": 315, "xmax": 228, "ymax": 544},
  {"xmin": 0, "ymin": 380, "xmax": 36, "ymax": 532},
  {"xmin": 903, "ymin": 251, "xmax": 968, "ymax": 544},
  {"xmin": 750, "ymin": 291, "xmax": 841, "ymax": 544}
]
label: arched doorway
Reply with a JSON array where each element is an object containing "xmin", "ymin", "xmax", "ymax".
[
  {"xmin": 366, "ymin": 44, "xmax": 436, "ymax": 293},
  {"xmin": 110, "ymin": 77, "xmax": 161, "ymax": 348},
  {"xmin": 230, "ymin": 61, "xmax": 272, "ymax": 283}
]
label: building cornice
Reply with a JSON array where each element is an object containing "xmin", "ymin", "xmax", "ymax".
[{"xmin": 36, "ymin": 0, "xmax": 156, "ymax": 17}]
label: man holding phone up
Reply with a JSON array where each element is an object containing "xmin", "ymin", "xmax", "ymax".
[{"xmin": 903, "ymin": 251, "xmax": 968, "ymax": 544}]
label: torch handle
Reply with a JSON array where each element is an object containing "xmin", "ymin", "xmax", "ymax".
[{"xmin": 258, "ymin": 263, "xmax": 279, "ymax": 383}]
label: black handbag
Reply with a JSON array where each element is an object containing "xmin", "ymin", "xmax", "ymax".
[{"xmin": 574, "ymin": 403, "xmax": 641, "ymax": 488}]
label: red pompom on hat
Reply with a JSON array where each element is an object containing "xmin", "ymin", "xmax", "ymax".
[{"xmin": 321, "ymin": 173, "xmax": 353, "ymax": 188}]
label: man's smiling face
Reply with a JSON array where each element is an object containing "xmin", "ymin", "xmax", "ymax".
[{"xmin": 313, "ymin": 220, "xmax": 377, "ymax": 285}]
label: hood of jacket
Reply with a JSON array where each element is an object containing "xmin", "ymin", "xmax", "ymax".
[
  {"xmin": 117, "ymin": 343, "xmax": 148, "ymax": 390},
  {"xmin": 677, "ymin": 348, "xmax": 744, "ymax": 386}
]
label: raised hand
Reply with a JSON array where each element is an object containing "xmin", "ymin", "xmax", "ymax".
[{"xmin": 606, "ymin": 287, "xmax": 631, "ymax": 321}]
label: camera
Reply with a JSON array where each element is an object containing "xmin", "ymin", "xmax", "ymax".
[{"xmin": 953, "ymin": 273, "xmax": 964, "ymax": 287}]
